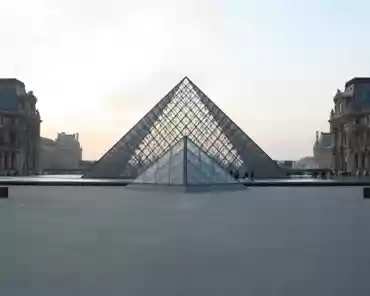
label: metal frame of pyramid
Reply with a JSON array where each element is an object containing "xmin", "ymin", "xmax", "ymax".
[{"xmin": 83, "ymin": 77, "xmax": 285, "ymax": 179}]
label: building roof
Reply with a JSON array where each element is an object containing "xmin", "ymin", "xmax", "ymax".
[
  {"xmin": 345, "ymin": 77, "xmax": 370, "ymax": 88},
  {"xmin": 40, "ymin": 137, "xmax": 56, "ymax": 146},
  {"xmin": 0, "ymin": 78, "xmax": 25, "ymax": 87}
]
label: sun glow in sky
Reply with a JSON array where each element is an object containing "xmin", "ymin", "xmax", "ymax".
[{"xmin": 1, "ymin": 0, "xmax": 370, "ymax": 160}]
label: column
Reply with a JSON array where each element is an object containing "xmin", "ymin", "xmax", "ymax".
[
  {"xmin": 352, "ymin": 152, "xmax": 358, "ymax": 175},
  {"xmin": 358, "ymin": 152, "xmax": 363, "ymax": 174},
  {"xmin": 365, "ymin": 153, "xmax": 370, "ymax": 175},
  {"xmin": 342, "ymin": 150, "xmax": 348, "ymax": 173},
  {"xmin": 331, "ymin": 151, "xmax": 336, "ymax": 171},
  {"xmin": 362, "ymin": 152, "xmax": 366, "ymax": 174}
]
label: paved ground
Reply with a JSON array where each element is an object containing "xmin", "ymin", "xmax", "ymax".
[{"xmin": 1, "ymin": 186, "xmax": 370, "ymax": 295}]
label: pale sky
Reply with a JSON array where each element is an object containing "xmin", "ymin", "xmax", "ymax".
[{"xmin": 1, "ymin": 0, "xmax": 370, "ymax": 160}]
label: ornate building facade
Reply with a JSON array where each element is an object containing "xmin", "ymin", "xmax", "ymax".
[
  {"xmin": 0, "ymin": 79, "xmax": 41, "ymax": 176},
  {"xmin": 330, "ymin": 77, "xmax": 370, "ymax": 175},
  {"xmin": 39, "ymin": 132, "xmax": 82, "ymax": 173}
]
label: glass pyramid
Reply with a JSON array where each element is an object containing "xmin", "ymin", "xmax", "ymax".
[
  {"xmin": 133, "ymin": 136, "xmax": 236, "ymax": 185},
  {"xmin": 133, "ymin": 137, "xmax": 185, "ymax": 185},
  {"xmin": 84, "ymin": 77, "xmax": 285, "ymax": 179}
]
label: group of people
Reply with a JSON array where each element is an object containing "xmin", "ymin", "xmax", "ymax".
[{"xmin": 230, "ymin": 170, "xmax": 255, "ymax": 180}]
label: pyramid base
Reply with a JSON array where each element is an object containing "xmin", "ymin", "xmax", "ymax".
[{"xmin": 127, "ymin": 183, "xmax": 246, "ymax": 193}]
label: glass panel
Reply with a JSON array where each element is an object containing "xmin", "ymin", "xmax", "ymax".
[
  {"xmin": 169, "ymin": 150, "xmax": 184, "ymax": 185},
  {"xmin": 171, "ymin": 150, "xmax": 183, "ymax": 168},
  {"xmin": 187, "ymin": 139, "xmax": 199, "ymax": 155},
  {"xmin": 156, "ymin": 163, "xmax": 170, "ymax": 184},
  {"xmin": 169, "ymin": 166, "xmax": 183, "ymax": 184},
  {"xmin": 187, "ymin": 174, "xmax": 198, "ymax": 185},
  {"xmin": 134, "ymin": 174, "xmax": 144, "ymax": 183},
  {"xmin": 187, "ymin": 149, "xmax": 200, "ymax": 167},
  {"xmin": 157, "ymin": 150, "xmax": 171, "ymax": 169},
  {"xmin": 187, "ymin": 161, "xmax": 202, "ymax": 185},
  {"xmin": 143, "ymin": 163, "xmax": 157, "ymax": 183},
  {"xmin": 213, "ymin": 163, "xmax": 232, "ymax": 183},
  {"xmin": 200, "ymin": 151, "xmax": 212, "ymax": 166},
  {"xmin": 201, "ymin": 163, "xmax": 214, "ymax": 182},
  {"xmin": 172, "ymin": 138, "xmax": 184, "ymax": 155}
]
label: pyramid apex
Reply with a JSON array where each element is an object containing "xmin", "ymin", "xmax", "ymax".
[{"xmin": 180, "ymin": 76, "xmax": 192, "ymax": 84}]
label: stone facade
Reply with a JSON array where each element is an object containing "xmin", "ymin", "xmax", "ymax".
[
  {"xmin": 330, "ymin": 77, "xmax": 370, "ymax": 175},
  {"xmin": 293, "ymin": 157, "xmax": 318, "ymax": 169},
  {"xmin": 39, "ymin": 137, "xmax": 57, "ymax": 172},
  {"xmin": 54, "ymin": 133, "xmax": 82, "ymax": 169},
  {"xmin": 39, "ymin": 132, "xmax": 82, "ymax": 172},
  {"xmin": 0, "ymin": 79, "xmax": 41, "ymax": 176},
  {"xmin": 313, "ymin": 131, "xmax": 331, "ymax": 169}
]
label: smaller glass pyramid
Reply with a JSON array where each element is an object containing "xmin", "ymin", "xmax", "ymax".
[{"xmin": 133, "ymin": 136, "xmax": 237, "ymax": 185}]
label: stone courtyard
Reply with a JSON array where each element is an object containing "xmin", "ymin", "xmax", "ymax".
[{"xmin": 1, "ymin": 186, "xmax": 370, "ymax": 295}]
